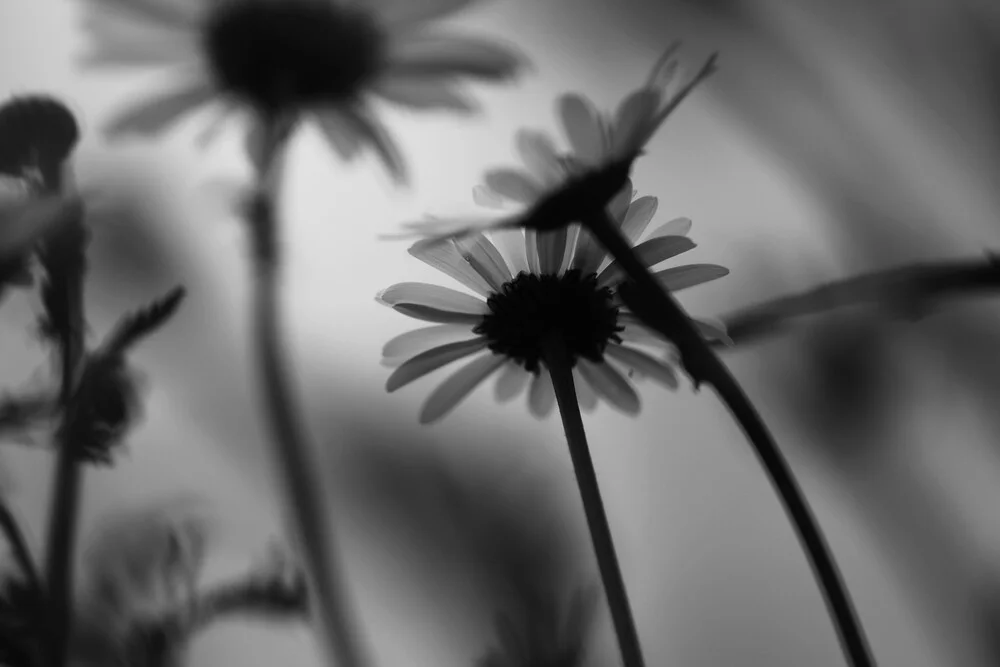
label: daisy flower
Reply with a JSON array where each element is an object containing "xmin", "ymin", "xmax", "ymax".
[
  {"xmin": 389, "ymin": 43, "xmax": 716, "ymax": 240},
  {"xmin": 79, "ymin": 0, "xmax": 529, "ymax": 183},
  {"xmin": 378, "ymin": 181, "xmax": 728, "ymax": 424}
]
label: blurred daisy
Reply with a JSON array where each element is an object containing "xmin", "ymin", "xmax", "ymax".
[
  {"xmin": 389, "ymin": 43, "xmax": 716, "ymax": 240},
  {"xmin": 378, "ymin": 183, "xmax": 729, "ymax": 423},
  {"xmin": 79, "ymin": 0, "xmax": 528, "ymax": 183}
]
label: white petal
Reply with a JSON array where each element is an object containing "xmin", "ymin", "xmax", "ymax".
[
  {"xmin": 577, "ymin": 360, "xmax": 640, "ymax": 415},
  {"xmin": 610, "ymin": 89, "xmax": 659, "ymax": 158},
  {"xmin": 420, "ymin": 351, "xmax": 506, "ymax": 423},
  {"xmin": 408, "ymin": 237, "xmax": 492, "ymax": 296},
  {"xmin": 605, "ymin": 345, "xmax": 678, "ymax": 389},
  {"xmin": 315, "ymin": 108, "xmax": 365, "ymax": 161},
  {"xmin": 346, "ymin": 104, "xmax": 408, "ymax": 185},
  {"xmin": 79, "ymin": 14, "xmax": 197, "ymax": 70},
  {"xmin": 652, "ymin": 264, "xmax": 729, "ymax": 292},
  {"xmin": 693, "ymin": 318, "xmax": 733, "ymax": 345},
  {"xmin": 569, "ymin": 225, "xmax": 603, "ymax": 275},
  {"xmin": 597, "ymin": 235, "xmax": 697, "ymax": 286},
  {"xmin": 525, "ymin": 229, "xmax": 541, "ymax": 274},
  {"xmin": 382, "ymin": 324, "xmax": 477, "ymax": 361},
  {"xmin": 83, "ymin": 0, "xmax": 200, "ymax": 30},
  {"xmin": 558, "ymin": 93, "xmax": 607, "ymax": 166},
  {"xmin": 646, "ymin": 216, "xmax": 692, "ymax": 239},
  {"xmin": 515, "ymin": 129, "xmax": 563, "ymax": 186},
  {"xmin": 103, "ymin": 76, "xmax": 216, "ymax": 138},
  {"xmin": 372, "ymin": 75, "xmax": 479, "ymax": 113},
  {"xmin": 536, "ymin": 228, "xmax": 569, "ymax": 275},
  {"xmin": 489, "ymin": 229, "xmax": 529, "ymax": 275},
  {"xmin": 377, "ymin": 282, "xmax": 488, "ymax": 314},
  {"xmin": 483, "ymin": 168, "xmax": 544, "ymax": 205},
  {"xmin": 387, "ymin": 338, "xmax": 488, "ymax": 392},
  {"xmin": 473, "ymin": 184, "xmax": 506, "ymax": 209},
  {"xmin": 573, "ymin": 368, "xmax": 599, "ymax": 413},
  {"xmin": 368, "ymin": 0, "xmax": 477, "ymax": 28},
  {"xmin": 618, "ymin": 319, "xmax": 666, "ymax": 349},
  {"xmin": 644, "ymin": 43, "xmax": 684, "ymax": 90},
  {"xmin": 384, "ymin": 32, "xmax": 526, "ymax": 81},
  {"xmin": 454, "ymin": 233, "xmax": 512, "ymax": 291},
  {"xmin": 383, "ymin": 213, "xmax": 518, "ymax": 243},
  {"xmin": 620, "ymin": 196, "xmax": 658, "ymax": 244},
  {"xmin": 607, "ymin": 178, "xmax": 634, "ymax": 225},
  {"xmin": 528, "ymin": 370, "xmax": 556, "ymax": 419},
  {"xmin": 494, "ymin": 361, "xmax": 530, "ymax": 402}
]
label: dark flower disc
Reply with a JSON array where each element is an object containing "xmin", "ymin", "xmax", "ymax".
[
  {"xmin": 475, "ymin": 269, "xmax": 622, "ymax": 373},
  {"xmin": 203, "ymin": 0, "xmax": 385, "ymax": 114},
  {"xmin": 0, "ymin": 96, "xmax": 79, "ymax": 184}
]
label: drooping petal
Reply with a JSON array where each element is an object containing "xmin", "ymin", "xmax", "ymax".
[
  {"xmin": 82, "ymin": 0, "xmax": 200, "ymax": 31},
  {"xmin": 407, "ymin": 237, "xmax": 492, "ymax": 296},
  {"xmin": 494, "ymin": 361, "xmax": 530, "ymax": 402},
  {"xmin": 515, "ymin": 129, "xmax": 564, "ymax": 187},
  {"xmin": 454, "ymin": 233, "xmax": 512, "ymax": 291},
  {"xmin": 605, "ymin": 344, "xmax": 678, "ymax": 389},
  {"xmin": 573, "ymin": 367, "xmax": 599, "ymax": 413},
  {"xmin": 610, "ymin": 89, "xmax": 659, "ymax": 158},
  {"xmin": 473, "ymin": 184, "xmax": 506, "ymax": 209},
  {"xmin": 102, "ymin": 76, "xmax": 216, "ymax": 138},
  {"xmin": 489, "ymin": 229, "xmax": 529, "ymax": 275},
  {"xmin": 652, "ymin": 264, "xmax": 729, "ymax": 292},
  {"xmin": 557, "ymin": 94, "xmax": 607, "ymax": 166},
  {"xmin": 377, "ymin": 282, "xmax": 488, "ymax": 315},
  {"xmin": 384, "ymin": 32, "xmax": 526, "ymax": 81},
  {"xmin": 620, "ymin": 196, "xmax": 658, "ymax": 244},
  {"xmin": 483, "ymin": 168, "xmax": 544, "ymax": 205},
  {"xmin": 314, "ymin": 108, "xmax": 365, "ymax": 161},
  {"xmin": 646, "ymin": 216, "xmax": 692, "ymax": 239},
  {"xmin": 597, "ymin": 235, "xmax": 697, "ymax": 286},
  {"xmin": 577, "ymin": 359, "xmax": 640, "ymax": 415},
  {"xmin": 528, "ymin": 370, "xmax": 555, "ymax": 419},
  {"xmin": 420, "ymin": 351, "xmax": 506, "ymax": 423},
  {"xmin": 368, "ymin": 0, "xmax": 478, "ymax": 28},
  {"xmin": 382, "ymin": 324, "xmax": 477, "ymax": 361},
  {"xmin": 371, "ymin": 75, "xmax": 479, "ymax": 113},
  {"xmin": 386, "ymin": 338, "xmax": 488, "ymax": 392},
  {"xmin": 345, "ymin": 104, "xmax": 408, "ymax": 184}
]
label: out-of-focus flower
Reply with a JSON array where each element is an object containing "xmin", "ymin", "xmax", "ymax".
[
  {"xmin": 387, "ymin": 44, "xmax": 716, "ymax": 240},
  {"xmin": 478, "ymin": 587, "xmax": 598, "ymax": 667},
  {"xmin": 378, "ymin": 183, "xmax": 728, "ymax": 423},
  {"xmin": 78, "ymin": 0, "xmax": 529, "ymax": 183},
  {"xmin": 0, "ymin": 95, "xmax": 79, "ymax": 187}
]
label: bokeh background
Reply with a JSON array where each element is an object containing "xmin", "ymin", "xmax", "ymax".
[{"xmin": 3, "ymin": 0, "xmax": 1000, "ymax": 665}]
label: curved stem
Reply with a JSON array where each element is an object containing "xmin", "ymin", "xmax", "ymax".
[
  {"xmin": 244, "ymin": 123, "xmax": 366, "ymax": 667},
  {"xmin": 585, "ymin": 213, "xmax": 875, "ymax": 667},
  {"xmin": 543, "ymin": 338, "xmax": 646, "ymax": 667}
]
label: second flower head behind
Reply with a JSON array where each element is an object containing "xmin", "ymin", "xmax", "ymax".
[
  {"xmin": 79, "ymin": 0, "xmax": 529, "ymax": 183},
  {"xmin": 378, "ymin": 180, "xmax": 730, "ymax": 424}
]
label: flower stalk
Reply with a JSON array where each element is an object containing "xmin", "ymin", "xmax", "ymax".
[
  {"xmin": 543, "ymin": 336, "xmax": 646, "ymax": 667},
  {"xmin": 585, "ymin": 211, "xmax": 876, "ymax": 667},
  {"xmin": 245, "ymin": 115, "xmax": 367, "ymax": 667}
]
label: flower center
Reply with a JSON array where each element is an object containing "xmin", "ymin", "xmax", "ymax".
[
  {"xmin": 474, "ymin": 270, "xmax": 623, "ymax": 373},
  {"xmin": 0, "ymin": 96, "xmax": 78, "ymax": 186},
  {"xmin": 203, "ymin": 0, "xmax": 385, "ymax": 114}
]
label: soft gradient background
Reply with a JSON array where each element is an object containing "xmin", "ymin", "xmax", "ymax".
[{"xmin": 3, "ymin": 1, "xmax": 1000, "ymax": 665}]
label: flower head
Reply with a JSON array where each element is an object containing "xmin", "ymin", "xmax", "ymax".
[
  {"xmin": 378, "ymin": 183, "xmax": 729, "ymax": 423},
  {"xmin": 389, "ymin": 43, "xmax": 716, "ymax": 240},
  {"xmin": 80, "ymin": 0, "xmax": 528, "ymax": 183}
]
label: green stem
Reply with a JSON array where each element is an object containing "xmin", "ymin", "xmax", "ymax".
[
  {"xmin": 585, "ymin": 213, "xmax": 875, "ymax": 667},
  {"xmin": 543, "ymin": 338, "xmax": 646, "ymax": 667}
]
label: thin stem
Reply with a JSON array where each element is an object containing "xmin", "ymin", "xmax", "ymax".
[
  {"xmin": 244, "ymin": 119, "xmax": 367, "ymax": 667},
  {"xmin": 0, "ymin": 501, "xmax": 41, "ymax": 594},
  {"xmin": 42, "ymin": 212, "xmax": 87, "ymax": 667},
  {"xmin": 543, "ymin": 338, "xmax": 646, "ymax": 667},
  {"xmin": 716, "ymin": 257, "xmax": 1000, "ymax": 347},
  {"xmin": 585, "ymin": 213, "xmax": 875, "ymax": 667}
]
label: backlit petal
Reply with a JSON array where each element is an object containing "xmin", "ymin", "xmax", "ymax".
[
  {"xmin": 386, "ymin": 338, "xmax": 488, "ymax": 392},
  {"xmin": 420, "ymin": 351, "xmax": 505, "ymax": 423},
  {"xmin": 494, "ymin": 361, "xmax": 530, "ymax": 402},
  {"xmin": 103, "ymin": 77, "xmax": 215, "ymax": 138},
  {"xmin": 528, "ymin": 370, "xmax": 556, "ymax": 419},
  {"xmin": 577, "ymin": 359, "xmax": 640, "ymax": 415},
  {"xmin": 558, "ymin": 93, "xmax": 607, "ymax": 166},
  {"xmin": 597, "ymin": 236, "xmax": 696, "ymax": 286},
  {"xmin": 605, "ymin": 345, "xmax": 678, "ymax": 389},
  {"xmin": 385, "ymin": 32, "xmax": 526, "ymax": 81}
]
